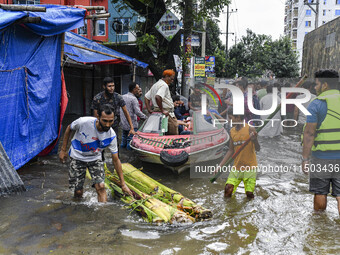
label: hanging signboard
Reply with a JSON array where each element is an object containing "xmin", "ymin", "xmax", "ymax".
[
  {"xmin": 205, "ymin": 56, "xmax": 215, "ymax": 73},
  {"xmin": 181, "ymin": 34, "xmax": 200, "ymax": 47},
  {"xmin": 194, "ymin": 57, "xmax": 205, "ymax": 82},
  {"xmin": 155, "ymin": 10, "xmax": 181, "ymax": 41},
  {"xmin": 206, "ymin": 73, "xmax": 215, "ymax": 86}
]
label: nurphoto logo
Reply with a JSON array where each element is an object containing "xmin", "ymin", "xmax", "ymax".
[{"xmin": 200, "ymin": 84, "xmax": 312, "ymax": 128}]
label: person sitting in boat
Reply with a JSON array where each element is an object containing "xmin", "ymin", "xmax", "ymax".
[
  {"xmin": 172, "ymin": 95, "xmax": 188, "ymax": 121},
  {"xmin": 172, "ymin": 95, "xmax": 190, "ymax": 134},
  {"xmin": 188, "ymin": 85, "xmax": 202, "ymax": 112},
  {"xmin": 218, "ymin": 106, "xmax": 261, "ymax": 199},
  {"xmin": 145, "ymin": 69, "xmax": 178, "ymax": 135}
]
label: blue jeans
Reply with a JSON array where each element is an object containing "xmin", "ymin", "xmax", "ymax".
[{"xmin": 121, "ymin": 128, "xmax": 138, "ymax": 150}]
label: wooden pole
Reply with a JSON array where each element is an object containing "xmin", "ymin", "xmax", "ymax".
[
  {"xmin": 133, "ymin": 63, "xmax": 136, "ymax": 82},
  {"xmin": 64, "ymin": 41, "xmax": 124, "ymax": 61},
  {"xmin": 60, "ymin": 33, "xmax": 65, "ymax": 67},
  {"xmin": 0, "ymin": 4, "xmax": 46, "ymax": 12},
  {"xmin": 85, "ymin": 13, "xmax": 110, "ymax": 19},
  {"xmin": 76, "ymin": 6, "xmax": 105, "ymax": 10},
  {"xmin": 15, "ymin": 17, "xmax": 41, "ymax": 24}
]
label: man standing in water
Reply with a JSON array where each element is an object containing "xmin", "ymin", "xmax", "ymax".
[
  {"xmin": 59, "ymin": 104, "xmax": 132, "ymax": 202},
  {"xmin": 91, "ymin": 77, "xmax": 135, "ymax": 143},
  {"xmin": 302, "ymin": 69, "xmax": 340, "ymax": 214},
  {"xmin": 145, "ymin": 69, "xmax": 178, "ymax": 135}
]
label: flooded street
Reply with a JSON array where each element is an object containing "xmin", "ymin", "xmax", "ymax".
[{"xmin": 0, "ymin": 129, "xmax": 339, "ymax": 254}]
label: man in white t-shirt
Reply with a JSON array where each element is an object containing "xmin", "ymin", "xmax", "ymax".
[
  {"xmin": 59, "ymin": 104, "xmax": 132, "ymax": 202},
  {"xmin": 145, "ymin": 69, "xmax": 178, "ymax": 135}
]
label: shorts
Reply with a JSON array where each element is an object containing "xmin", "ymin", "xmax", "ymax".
[
  {"xmin": 226, "ymin": 169, "xmax": 257, "ymax": 193},
  {"xmin": 69, "ymin": 158, "xmax": 105, "ymax": 191},
  {"xmin": 309, "ymin": 157, "xmax": 340, "ymax": 197}
]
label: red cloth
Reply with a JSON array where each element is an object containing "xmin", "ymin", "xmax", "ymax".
[{"xmin": 137, "ymin": 98, "xmax": 143, "ymax": 121}]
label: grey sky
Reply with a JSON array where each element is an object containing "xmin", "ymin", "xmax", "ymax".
[{"xmin": 218, "ymin": 0, "xmax": 286, "ymax": 48}]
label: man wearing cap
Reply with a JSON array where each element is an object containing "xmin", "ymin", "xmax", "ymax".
[{"xmin": 145, "ymin": 69, "xmax": 178, "ymax": 135}]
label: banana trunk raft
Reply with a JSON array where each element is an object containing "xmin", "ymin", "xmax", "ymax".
[{"xmin": 104, "ymin": 163, "xmax": 212, "ymax": 224}]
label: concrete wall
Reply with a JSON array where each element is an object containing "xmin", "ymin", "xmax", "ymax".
[{"xmin": 301, "ymin": 16, "xmax": 340, "ymax": 77}]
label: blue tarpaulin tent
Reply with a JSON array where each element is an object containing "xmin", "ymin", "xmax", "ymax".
[
  {"xmin": 64, "ymin": 32, "xmax": 148, "ymax": 68},
  {"xmin": 0, "ymin": 5, "xmax": 86, "ymax": 169}
]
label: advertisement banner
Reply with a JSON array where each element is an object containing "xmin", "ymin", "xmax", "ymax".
[
  {"xmin": 205, "ymin": 56, "xmax": 215, "ymax": 73},
  {"xmin": 194, "ymin": 57, "xmax": 205, "ymax": 78}
]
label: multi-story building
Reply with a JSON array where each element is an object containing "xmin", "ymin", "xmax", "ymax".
[
  {"xmin": 0, "ymin": 0, "xmax": 115, "ymax": 43},
  {"xmin": 108, "ymin": 1, "xmax": 138, "ymax": 44},
  {"xmin": 284, "ymin": 0, "xmax": 340, "ymax": 69},
  {"xmin": 0, "ymin": 0, "xmax": 139, "ymax": 44}
]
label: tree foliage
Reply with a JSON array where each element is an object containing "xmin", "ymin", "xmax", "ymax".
[
  {"xmin": 225, "ymin": 30, "xmax": 299, "ymax": 78},
  {"xmin": 205, "ymin": 19, "xmax": 226, "ymax": 77},
  {"xmin": 111, "ymin": 0, "xmax": 230, "ymax": 80}
]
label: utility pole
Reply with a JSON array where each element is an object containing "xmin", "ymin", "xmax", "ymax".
[
  {"xmin": 304, "ymin": 0, "xmax": 319, "ymax": 29},
  {"xmin": 224, "ymin": 6, "xmax": 237, "ymax": 56},
  {"xmin": 201, "ymin": 19, "xmax": 206, "ymax": 57},
  {"xmin": 226, "ymin": 5, "xmax": 229, "ymax": 55},
  {"xmin": 181, "ymin": 0, "xmax": 193, "ymax": 98}
]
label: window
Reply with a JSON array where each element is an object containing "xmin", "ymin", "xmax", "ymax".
[
  {"xmin": 292, "ymin": 41, "xmax": 297, "ymax": 49},
  {"xmin": 336, "ymin": 9, "xmax": 340, "ymax": 15},
  {"xmin": 14, "ymin": 0, "xmax": 40, "ymax": 4},
  {"xmin": 305, "ymin": 21, "xmax": 311, "ymax": 27},
  {"xmin": 324, "ymin": 0, "xmax": 327, "ymax": 4},
  {"xmin": 323, "ymin": 21, "xmax": 326, "ymax": 24},
  {"xmin": 141, "ymin": 114, "xmax": 162, "ymax": 133},
  {"xmin": 323, "ymin": 9, "xmax": 327, "ymax": 15},
  {"xmin": 337, "ymin": 0, "xmax": 340, "ymax": 4},
  {"xmin": 78, "ymin": 24, "xmax": 87, "ymax": 35},
  {"xmin": 305, "ymin": 32, "xmax": 309, "ymax": 35},
  {"xmin": 95, "ymin": 20, "xmax": 106, "ymax": 36},
  {"xmin": 112, "ymin": 18, "xmax": 130, "ymax": 35},
  {"xmin": 306, "ymin": 10, "xmax": 312, "ymax": 15}
]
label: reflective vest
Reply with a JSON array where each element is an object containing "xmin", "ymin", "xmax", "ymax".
[{"xmin": 312, "ymin": 89, "xmax": 340, "ymax": 152}]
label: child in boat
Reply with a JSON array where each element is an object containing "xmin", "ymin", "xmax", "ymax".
[{"xmin": 219, "ymin": 107, "xmax": 260, "ymax": 198}]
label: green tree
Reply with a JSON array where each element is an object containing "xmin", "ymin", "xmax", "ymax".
[
  {"xmin": 265, "ymin": 36, "xmax": 299, "ymax": 78},
  {"xmin": 225, "ymin": 30, "xmax": 299, "ymax": 78},
  {"xmin": 111, "ymin": 0, "xmax": 230, "ymax": 87},
  {"xmin": 205, "ymin": 19, "xmax": 226, "ymax": 77}
]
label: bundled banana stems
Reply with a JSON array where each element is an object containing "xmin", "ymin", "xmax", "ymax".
[{"xmin": 104, "ymin": 163, "xmax": 212, "ymax": 223}]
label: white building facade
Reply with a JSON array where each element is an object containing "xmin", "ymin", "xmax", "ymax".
[{"xmin": 284, "ymin": 0, "xmax": 340, "ymax": 68}]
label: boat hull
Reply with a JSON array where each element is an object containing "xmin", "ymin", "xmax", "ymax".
[{"xmin": 130, "ymin": 140, "xmax": 228, "ymax": 174}]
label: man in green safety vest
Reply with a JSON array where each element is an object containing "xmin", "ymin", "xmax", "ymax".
[{"xmin": 302, "ymin": 69, "xmax": 340, "ymax": 214}]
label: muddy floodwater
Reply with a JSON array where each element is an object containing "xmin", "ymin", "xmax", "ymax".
[{"xmin": 0, "ymin": 129, "xmax": 339, "ymax": 254}]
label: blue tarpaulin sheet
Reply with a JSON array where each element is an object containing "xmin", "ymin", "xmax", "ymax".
[
  {"xmin": 0, "ymin": 5, "xmax": 86, "ymax": 35},
  {"xmin": 64, "ymin": 32, "xmax": 148, "ymax": 68},
  {"xmin": 0, "ymin": 6, "xmax": 85, "ymax": 169}
]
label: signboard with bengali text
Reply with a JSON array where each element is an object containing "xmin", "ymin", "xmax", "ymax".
[{"xmin": 155, "ymin": 10, "xmax": 181, "ymax": 41}]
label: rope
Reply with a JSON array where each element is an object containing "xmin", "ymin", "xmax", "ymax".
[{"xmin": 135, "ymin": 128, "xmax": 225, "ymax": 148}]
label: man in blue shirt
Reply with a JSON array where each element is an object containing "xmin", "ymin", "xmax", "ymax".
[{"xmin": 302, "ymin": 69, "xmax": 340, "ymax": 214}]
